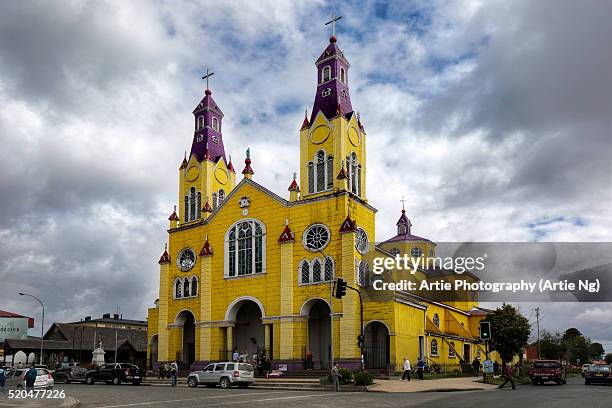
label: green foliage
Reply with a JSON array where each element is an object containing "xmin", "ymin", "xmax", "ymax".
[
  {"xmin": 483, "ymin": 304, "xmax": 531, "ymax": 363},
  {"xmin": 353, "ymin": 371, "xmax": 374, "ymax": 386},
  {"xmin": 338, "ymin": 368, "xmax": 353, "ymax": 384},
  {"xmin": 539, "ymin": 331, "xmax": 565, "ymax": 359},
  {"xmin": 562, "ymin": 328, "xmax": 582, "ymax": 341},
  {"xmin": 605, "ymin": 353, "xmax": 612, "ymax": 364},
  {"xmin": 565, "ymin": 334, "xmax": 591, "ymax": 364},
  {"xmin": 590, "ymin": 342, "xmax": 604, "ymax": 360}
]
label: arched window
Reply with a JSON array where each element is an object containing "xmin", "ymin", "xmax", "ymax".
[
  {"xmin": 189, "ymin": 187, "xmax": 196, "ymax": 221},
  {"xmin": 340, "ymin": 67, "xmax": 346, "ymax": 83},
  {"xmin": 175, "ymin": 279, "xmax": 182, "ymax": 299},
  {"xmin": 300, "ymin": 260, "xmax": 310, "ymax": 284},
  {"xmin": 322, "ymin": 66, "xmax": 331, "ymax": 82},
  {"xmin": 309, "ymin": 150, "xmax": 331, "ymax": 194},
  {"xmin": 191, "ymin": 276, "xmax": 198, "ymax": 297},
  {"xmin": 212, "ymin": 117, "xmax": 219, "ymax": 131},
  {"xmin": 324, "ymin": 257, "xmax": 334, "ymax": 281},
  {"xmin": 411, "ymin": 247, "xmax": 423, "ymax": 257},
  {"xmin": 432, "ymin": 313, "xmax": 440, "ymax": 328},
  {"xmin": 346, "ymin": 152, "xmax": 361, "ymax": 196},
  {"xmin": 197, "ymin": 116, "xmax": 204, "ymax": 130},
  {"xmin": 212, "ymin": 193, "xmax": 218, "ymax": 210},
  {"xmin": 357, "ymin": 261, "xmax": 368, "ymax": 287},
  {"xmin": 183, "ymin": 277, "xmax": 190, "ymax": 298},
  {"xmin": 299, "ymin": 256, "xmax": 334, "ymax": 284},
  {"xmin": 218, "ymin": 189, "xmax": 225, "ymax": 205},
  {"xmin": 225, "ymin": 219, "xmax": 266, "ymax": 277},
  {"xmin": 431, "ymin": 339, "xmax": 439, "ymax": 356},
  {"xmin": 312, "ymin": 258, "xmax": 322, "ymax": 282},
  {"xmin": 184, "ymin": 195, "xmax": 189, "ymax": 223},
  {"xmin": 197, "ymin": 192, "xmax": 202, "ymax": 219},
  {"xmin": 326, "ymin": 155, "xmax": 334, "ymax": 190}
]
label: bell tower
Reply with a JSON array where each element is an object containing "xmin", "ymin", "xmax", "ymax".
[
  {"xmin": 176, "ymin": 71, "xmax": 236, "ymax": 226},
  {"xmin": 299, "ymin": 16, "xmax": 367, "ymax": 201}
]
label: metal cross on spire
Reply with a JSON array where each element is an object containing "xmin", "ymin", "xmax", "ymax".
[
  {"xmin": 400, "ymin": 195, "xmax": 407, "ymax": 211},
  {"xmin": 202, "ymin": 69, "xmax": 214, "ymax": 90},
  {"xmin": 325, "ymin": 12, "xmax": 342, "ymax": 37}
]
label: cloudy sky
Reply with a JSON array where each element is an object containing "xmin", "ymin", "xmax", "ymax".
[{"xmin": 1, "ymin": 1, "xmax": 611, "ymax": 351}]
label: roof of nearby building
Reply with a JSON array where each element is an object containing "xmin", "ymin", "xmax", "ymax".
[
  {"xmin": 0, "ymin": 310, "xmax": 35, "ymax": 328},
  {"xmin": 70, "ymin": 317, "xmax": 147, "ymax": 327},
  {"xmin": 46, "ymin": 322, "xmax": 147, "ymax": 352},
  {"xmin": 469, "ymin": 307, "xmax": 494, "ymax": 316}
]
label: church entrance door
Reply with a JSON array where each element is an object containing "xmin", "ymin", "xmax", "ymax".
[{"xmin": 306, "ymin": 299, "xmax": 331, "ymax": 370}]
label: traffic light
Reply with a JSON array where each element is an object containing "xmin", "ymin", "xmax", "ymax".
[
  {"xmin": 480, "ymin": 321, "xmax": 491, "ymax": 340},
  {"xmin": 335, "ymin": 277, "xmax": 347, "ymax": 299},
  {"xmin": 357, "ymin": 334, "xmax": 364, "ymax": 349}
]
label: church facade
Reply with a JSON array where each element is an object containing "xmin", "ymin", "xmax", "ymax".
[{"xmin": 147, "ymin": 33, "xmax": 498, "ymax": 373}]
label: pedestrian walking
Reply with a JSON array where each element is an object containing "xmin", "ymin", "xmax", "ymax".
[
  {"xmin": 158, "ymin": 363, "xmax": 165, "ymax": 379},
  {"xmin": 331, "ymin": 362, "xmax": 342, "ymax": 391},
  {"xmin": 472, "ymin": 358, "xmax": 481, "ymax": 377},
  {"xmin": 401, "ymin": 358, "xmax": 411, "ymax": 381},
  {"xmin": 498, "ymin": 363, "xmax": 515, "ymax": 390},
  {"xmin": 25, "ymin": 365, "xmax": 37, "ymax": 391},
  {"xmin": 170, "ymin": 361, "xmax": 178, "ymax": 387},
  {"xmin": 0, "ymin": 366, "xmax": 6, "ymax": 394},
  {"xmin": 416, "ymin": 358, "xmax": 425, "ymax": 380}
]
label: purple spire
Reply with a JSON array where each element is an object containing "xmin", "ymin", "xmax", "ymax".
[
  {"xmin": 310, "ymin": 36, "xmax": 353, "ymax": 123},
  {"xmin": 190, "ymin": 84, "xmax": 227, "ymax": 163}
]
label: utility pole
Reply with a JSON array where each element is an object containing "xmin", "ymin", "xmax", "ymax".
[{"xmin": 535, "ymin": 307, "xmax": 541, "ymax": 359}]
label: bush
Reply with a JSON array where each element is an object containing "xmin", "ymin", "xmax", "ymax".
[
  {"xmin": 338, "ymin": 368, "xmax": 353, "ymax": 384},
  {"xmin": 354, "ymin": 371, "xmax": 374, "ymax": 386}
]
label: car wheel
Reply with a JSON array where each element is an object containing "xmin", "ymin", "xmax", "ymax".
[
  {"xmin": 220, "ymin": 377, "xmax": 231, "ymax": 389},
  {"xmin": 188, "ymin": 377, "xmax": 198, "ymax": 388},
  {"xmin": 112, "ymin": 376, "xmax": 121, "ymax": 385},
  {"xmin": 86, "ymin": 376, "xmax": 94, "ymax": 385}
]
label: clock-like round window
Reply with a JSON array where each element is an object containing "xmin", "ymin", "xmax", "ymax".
[
  {"xmin": 355, "ymin": 228, "xmax": 369, "ymax": 254},
  {"xmin": 303, "ymin": 224, "xmax": 330, "ymax": 252},
  {"xmin": 177, "ymin": 248, "xmax": 196, "ymax": 272}
]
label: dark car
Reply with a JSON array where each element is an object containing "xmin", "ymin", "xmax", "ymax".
[
  {"xmin": 52, "ymin": 366, "xmax": 88, "ymax": 384},
  {"xmin": 585, "ymin": 364, "xmax": 612, "ymax": 385},
  {"xmin": 85, "ymin": 363, "xmax": 144, "ymax": 385}
]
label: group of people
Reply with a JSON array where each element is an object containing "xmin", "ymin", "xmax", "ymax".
[
  {"xmin": 400, "ymin": 357, "xmax": 427, "ymax": 381},
  {"xmin": 231, "ymin": 349, "xmax": 270, "ymax": 377},
  {"xmin": 157, "ymin": 361, "xmax": 179, "ymax": 386},
  {"xmin": 0, "ymin": 364, "xmax": 38, "ymax": 393}
]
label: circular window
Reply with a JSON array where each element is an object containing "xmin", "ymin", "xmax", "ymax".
[
  {"xmin": 355, "ymin": 228, "xmax": 369, "ymax": 254},
  {"xmin": 177, "ymin": 248, "xmax": 196, "ymax": 272},
  {"xmin": 411, "ymin": 247, "xmax": 423, "ymax": 257},
  {"xmin": 303, "ymin": 224, "xmax": 330, "ymax": 252}
]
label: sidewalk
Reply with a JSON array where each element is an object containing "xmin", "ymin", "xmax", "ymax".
[{"xmin": 371, "ymin": 376, "xmax": 497, "ymax": 392}]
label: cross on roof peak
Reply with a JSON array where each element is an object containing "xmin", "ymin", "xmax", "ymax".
[
  {"xmin": 400, "ymin": 196, "xmax": 407, "ymax": 212},
  {"xmin": 202, "ymin": 68, "xmax": 214, "ymax": 91},
  {"xmin": 324, "ymin": 12, "xmax": 342, "ymax": 38}
]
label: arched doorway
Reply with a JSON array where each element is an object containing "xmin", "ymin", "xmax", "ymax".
[
  {"xmin": 232, "ymin": 300, "xmax": 265, "ymax": 358},
  {"xmin": 364, "ymin": 321, "xmax": 390, "ymax": 369},
  {"xmin": 304, "ymin": 299, "xmax": 331, "ymax": 369},
  {"xmin": 175, "ymin": 310, "xmax": 196, "ymax": 369},
  {"xmin": 150, "ymin": 335, "xmax": 158, "ymax": 369}
]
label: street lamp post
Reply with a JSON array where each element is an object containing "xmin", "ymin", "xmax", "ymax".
[{"xmin": 19, "ymin": 293, "xmax": 45, "ymax": 366}]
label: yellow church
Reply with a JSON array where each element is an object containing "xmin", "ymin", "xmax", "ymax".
[{"xmin": 147, "ymin": 31, "xmax": 498, "ymax": 374}]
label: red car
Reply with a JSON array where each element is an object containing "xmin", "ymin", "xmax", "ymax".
[{"xmin": 529, "ymin": 360, "xmax": 567, "ymax": 385}]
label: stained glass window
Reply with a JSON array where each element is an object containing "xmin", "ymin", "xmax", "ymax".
[
  {"xmin": 312, "ymin": 259, "xmax": 322, "ymax": 282},
  {"xmin": 303, "ymin": 224, "xmax": 330, "ymax": 252},
  {"xmin": 191, "ymin": 276, "xmax": 198, "ymax": 297},
  {"xmin": 175, "ymin": 279, "xmax": 181, "ymax": 299},
  {"xmin": 226, "ymin": 220, "xmax": 265, "ymax": 277},
  {"xmin": 301, "ymin": 260, "xmax": 310, "ymax": 284}
]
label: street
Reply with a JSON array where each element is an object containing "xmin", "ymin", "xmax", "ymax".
[{"xmin": 0, "ymin": 377, "xmax": 611, "ymax": 408}]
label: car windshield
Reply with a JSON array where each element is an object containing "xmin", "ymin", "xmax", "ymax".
[
  {"xmin": 533, "ymin": 362, "xmax": 560, "ymax": 368},
  {"xmin": 238, "ymin": 364, "xmax": 253, "ymax": 372},
  {"xmin": 590, "ymin": 365, "xmax": 611, "ymax": 372}
]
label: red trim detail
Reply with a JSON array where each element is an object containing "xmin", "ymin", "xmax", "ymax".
[
  {"xmin": 339, "ymin": 214, "xmax": 357, "ymax": 233},
  {"xmin": 158, "ymin": 250, "xmax": 171, "ymax": 264},
  {"xmin": 168, "ymin": 210, "xmax": 179, "ymax": 221},
  {"xmin": 228, "ymin": 159, "xmax": 235, "ymax": 173},
  {"xmin": 278, "ymin": 225, "xmax": 295, "ymax": 243},
  {"xmin": 336, "ymin": 165, "xmax": 348, "ymax": 180},
  {"xmin": 242, "ymin": 158, "xmax": 254, "ymax": 175},
  {"xmin": 301, "ymin": 115, "xmax": 310, "ymax": 130},
  {"xmin": 288, "ymin": 179, "xmax": 300, "ymax": 191},
  {"xmin": 200, "ymin": 239, "xmax": 213, "ymax": 256},
  {"xmin": 203, "ymin": 200, "xmax": 213, "ymax": 213}
]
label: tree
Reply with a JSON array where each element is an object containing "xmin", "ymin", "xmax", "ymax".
[
  {"xmin": 564, "ymin": 334, "xmax": 591, "ymax": 364},
  {"xmin": 590, "ymin": 343, "xmax": 605, "ymax": 360},
  {"xmin": 539, "ymin": 331, "xmax": 565, "ymax": 359},
  {"xmin": 483, "ymin": 304, "xmax": 531, "ymax": 364},
  {"xmin": 605, "ymin": 353, "xmax": 612, "ymax": 364},
  {"xmin": 562, "ymin": 328, "xmax": 582, "ymax": 342}
]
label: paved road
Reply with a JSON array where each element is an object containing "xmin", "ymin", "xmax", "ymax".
[{"xmin": 0, "ymin": 376, "xmax": 610, "ymax": 407}]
